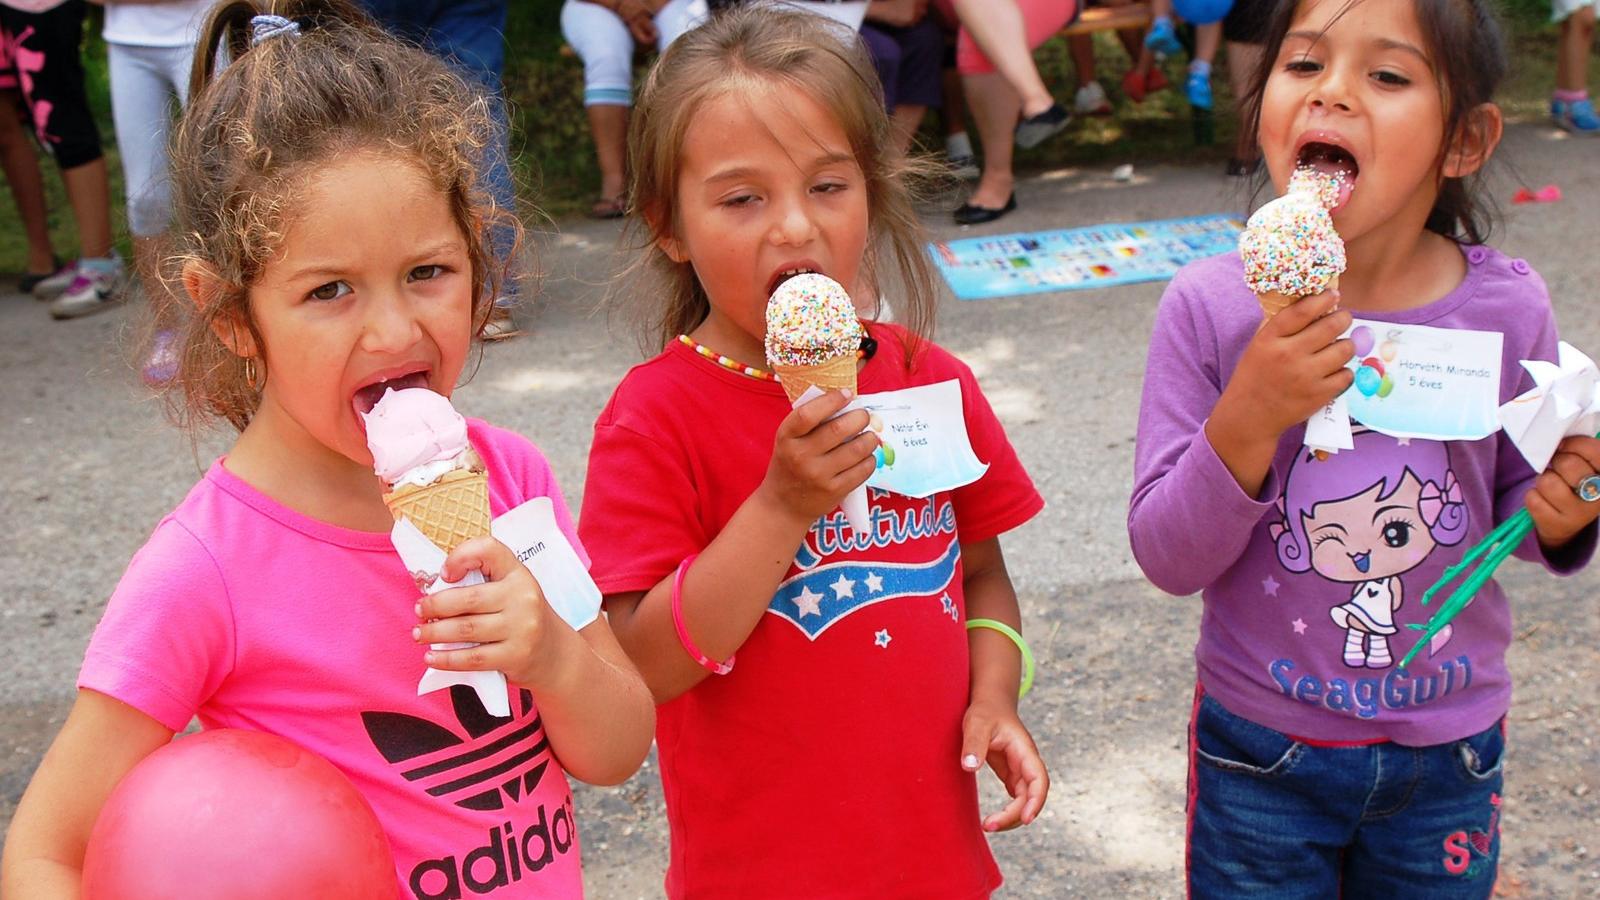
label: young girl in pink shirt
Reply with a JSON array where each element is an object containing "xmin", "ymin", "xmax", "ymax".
[{"xmin": 0, "ymin": 3, "xmax": 652, "ymax": 896}]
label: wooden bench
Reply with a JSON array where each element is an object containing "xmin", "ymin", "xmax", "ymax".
[{"xmin": 1061, "ymin": 2, "xmax": 1153, "ymax": 37}]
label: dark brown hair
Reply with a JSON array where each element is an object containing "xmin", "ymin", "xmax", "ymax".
[
  {"xmin": 150, "ymin": 0, "xmax": 517, "ymax": 432},
  {"xmin": 620, "ymin": 3, "xmax": 938, "ymax": 359},
  {"xmin": 1241, "ymin": 0, "xmax": 1507, "ymax": 244}
]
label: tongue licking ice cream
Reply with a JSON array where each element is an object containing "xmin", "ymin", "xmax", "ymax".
[
  {"xmin": 1239, "ymin": 166, "xmax": 1348, "ymax": 319},
  {"xmin": 764, "ymin": 273, "xmax": 865, "ymax": 404},
  {"xmin": 363, "ymin": 387, "xmax": 489, "ymax": 553}
]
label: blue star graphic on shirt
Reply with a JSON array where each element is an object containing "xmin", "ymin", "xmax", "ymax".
[
  {"xmin": 874, "ymin": 629, "xmax": 892, "ymax": 648},
  {"xmin": 768, "ymin": 539, "xmax": 961, "ymax": 640}
]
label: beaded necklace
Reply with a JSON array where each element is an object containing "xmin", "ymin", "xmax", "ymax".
[
  {"xmin": 677, "ymin": 334, "xmax": 777, "ymax": 381},
  {"xmin": 676, "ymin": 332, "xmax": 876, "ymax": 383}
]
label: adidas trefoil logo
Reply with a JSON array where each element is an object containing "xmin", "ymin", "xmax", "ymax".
[{"xmin": 362, "ymin": 684, "xmax": 551, "ymax": 811}]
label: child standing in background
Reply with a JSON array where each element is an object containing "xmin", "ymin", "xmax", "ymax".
[
  {"xmin": 0, "ymin": 0, "xmax": 120, "ymax": 315},
  {"xmin": 1130, "ymin": 0, "xmax": 1600, "ymax": 895},
  {"xmin": 581, "ymin": 6, "xmax": 1049, "ymax": 897},
  {"xmin": 1551, "ymin": 0, "xmax": 1598, "ymax": 133},
  {"xmin": 96, "ymin": 0, "xmax": 209, "ymax": 317},
  {"xmin": 1, "ymin": 4, "xmax": 653, "ymax": 896}
]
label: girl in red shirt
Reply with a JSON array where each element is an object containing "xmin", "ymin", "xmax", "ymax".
[{"xmin": 580, "ymin": 6, "xmax": 1050, "ymax": 897}]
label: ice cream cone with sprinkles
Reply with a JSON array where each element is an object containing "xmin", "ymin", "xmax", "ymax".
[
  {"xmin": 764, "ymin": 273, "xmax": 864, "ymax": 403},
  {"xmin": 764, "ymin": 272, "xmax": 872, "ymax": 534},
  {"xmin": 1239, "ymin": 167, "xmax": 1348, "ymax": 319}
]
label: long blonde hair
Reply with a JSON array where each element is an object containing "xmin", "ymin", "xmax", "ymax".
[{"xmin": 621, "ymin": 3, "xmax": 938, "ymax": 360}]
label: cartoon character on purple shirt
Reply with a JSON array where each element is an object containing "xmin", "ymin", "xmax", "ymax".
[{"xmin": 1271, "ymin": 429, "xmax": 1470, "ymax": 669}]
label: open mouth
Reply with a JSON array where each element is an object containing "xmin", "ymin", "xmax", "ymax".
[
  {"xmin": 353, "ymin": 370, "xmax": 431, "ymax": 417},
  {"xmin": 766, "ymin": 264, "xmax": 821, "ymax": 296},
  {"xmin": 1350, "ymin": 551, "xmax": 1371, "ymax": 574},
  {"xmin": 1296, "ymin": 140, "xmax": 1359, "ymax": 211}
]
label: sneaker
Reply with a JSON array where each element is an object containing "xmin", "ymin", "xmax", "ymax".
[
  {"xmin": 30, "ymin": 262, "xmax": 78, "ymax": 300},
  {"xmin": 1144, "ymin": 17, "xmax": 1182, "ymax": 57},
  {"xmin": 1122, "ymin": 67, "xmax": 1170, "ymax": 104},
  {"xmin": 1015, "ymin": 102, "xmax": 1071, "ymax": 149},
  {"xmin": 1074, "ymin": 80, "xmax": 1113, "ymax": 116},
  {"xmin": 946, "ymin": 153, "xmax": 981, "ymax": 180},
  {"xmin": 48, "ymin": 265, "xmax": 122, "ymax": 320},
  {"xmin": 1186, "ymin": 70, "xmax": 1214, "ymax": 110},
  {"xmin": 480, "ymin": 302, "xmax": 521, "ymax": 341},
  {"xmin": 1552, "ymin": 97, "xmax": 1600, "ymax": 134}
]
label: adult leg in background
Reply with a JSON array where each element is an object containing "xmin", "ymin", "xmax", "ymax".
[
  {"xmin": 0, "ymin": 89, "xmax": 55, "ymax": 279},
  {"xmin": 561, "ymin": 0, "xmax": 635, "ymax": 217}
]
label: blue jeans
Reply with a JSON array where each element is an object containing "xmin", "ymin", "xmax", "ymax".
[
  {"xmin": 1187, "ymin": 693, "xmax": 1505, "ymax": 899},
  {"xmin": 358, "ymin": 0, "xmax": 517, "ymax": 288}
]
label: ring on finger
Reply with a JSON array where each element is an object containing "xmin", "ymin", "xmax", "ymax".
[{"xmin": 1577, "ymin": 474, "xmax": 1600, "ymax": 503}]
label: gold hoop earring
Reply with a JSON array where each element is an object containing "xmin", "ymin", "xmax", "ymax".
[{"xmin": 243, "ymin": 356, "xmax": 260, "ymax": 390}]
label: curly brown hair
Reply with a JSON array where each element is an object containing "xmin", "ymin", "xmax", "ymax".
[
  {"xmin": 147, "ymin": 0, "xmax": 518, "ymax": 433},
  {"xmin": 619, "ymin": 3, "xmax": 939, "ymax": 360}
]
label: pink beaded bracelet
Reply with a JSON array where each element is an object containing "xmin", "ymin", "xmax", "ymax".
[{"xmin": 672, "ymin": 554, "xmax": 734, "ymax": 675}]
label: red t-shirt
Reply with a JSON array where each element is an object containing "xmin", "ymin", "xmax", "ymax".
[{"xmin": 579, "ymin": 324, "xmax": 1044, "ymax": 899}]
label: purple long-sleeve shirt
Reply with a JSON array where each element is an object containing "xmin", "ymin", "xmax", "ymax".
[{"xmin": 1130, "ymin": 246, "xmax": 1594, "ymax": 746}]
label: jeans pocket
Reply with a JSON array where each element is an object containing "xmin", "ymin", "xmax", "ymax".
[
  {"xmin": 1192, "ymin": 695, "xmax": 1304, "ymax": 778},
  {"xmin": 1454, "ymin": 719, "xmax": 1506, "ymax": 783}
]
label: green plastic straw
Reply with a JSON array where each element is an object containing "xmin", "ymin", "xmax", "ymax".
[{"xmin": 1400, "ymin": 511, "xmax": 1533, "ymax": 668}]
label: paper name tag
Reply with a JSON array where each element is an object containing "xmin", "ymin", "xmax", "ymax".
[
  {"xmin": 390, "ymin": 497, "xmax": 599, "ymax": 631},
  {"xmin": 490, "ymin": 498, "xmax": 601, "ymax": 631},
  {"xmin": 389, "ymin": 496, "xmax": 601, "ymax": 718},
  {"xmin": 1307, "ymin": 320, "xmax": 1504, "ymax": 451},
  {"xmin": 858, "ymin": 379, "xmax": 989, "ymax": 498},
  {"xmin": 1340, "ymin": 320, "xmax": 1503, "ymax": 441},
  {"xmin": 788, "ymin": 378, "xmax": 990, "ymax": 502}
]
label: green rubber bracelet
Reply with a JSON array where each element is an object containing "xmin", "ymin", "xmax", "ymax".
[{"xmin": 965, "ymin": 618, "xmax": 1035, "ymax": 699}]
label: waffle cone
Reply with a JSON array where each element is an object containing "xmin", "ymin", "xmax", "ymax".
[
  {"xmin": 773, "ymin": 354, "xmax": 858, "ymax": 404},
  {"xmin": 1257, "ymin": 274, "xmax": 1339, "ymax": 319},
  {"xmin": 383, "ymin": 468, "xmax": 491, "ymax": 553}
]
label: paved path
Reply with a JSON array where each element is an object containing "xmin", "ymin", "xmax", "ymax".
[{"xmin": 2, "ymin": 124, "xmax": 1596, "ymax": 896}]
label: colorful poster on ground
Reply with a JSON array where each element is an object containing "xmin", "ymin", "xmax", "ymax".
[{"xmin": 930, "ymin": 214, "xmax": 1244, "ymax": 300}]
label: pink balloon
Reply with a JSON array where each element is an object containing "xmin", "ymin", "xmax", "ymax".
[{"xmin": 83, "ymin": 729, "xmax": 398, "ymax": 900}]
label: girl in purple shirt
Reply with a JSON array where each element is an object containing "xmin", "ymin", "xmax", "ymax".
[{"xmin": 1131, "ymin": 0, "xmax": 1600, "ymax": 896}]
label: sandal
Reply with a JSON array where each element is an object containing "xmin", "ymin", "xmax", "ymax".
[{"xmin": 588, "ymin": 195, "xmax": 626, "ymax": 220}]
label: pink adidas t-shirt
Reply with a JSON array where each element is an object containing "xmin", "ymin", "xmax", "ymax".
[{"xmin": 80, "ymin": 421, "xmax": 587, "ymax": 899}]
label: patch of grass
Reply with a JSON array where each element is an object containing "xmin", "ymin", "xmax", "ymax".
[{"xmin": 0, "ymin": 3, "xmax": 1589, "ymax": 275}]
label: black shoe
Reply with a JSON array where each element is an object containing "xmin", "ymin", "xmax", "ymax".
[
  {"xmin": 1015, "ymin": 103, "xmax": 1071, "ymax": 149},
  {"xmin": 953, "ymin": 193, "xmax": 1016, "ymax": 225},
  {"xmin": 18, "ymin": 256, "xmax": 62, "ymax": 294}
]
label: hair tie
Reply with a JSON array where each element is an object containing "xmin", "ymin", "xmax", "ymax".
[{"xmin": 250, "ymin": 14, "xmax": 300, "ymax": 46}]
